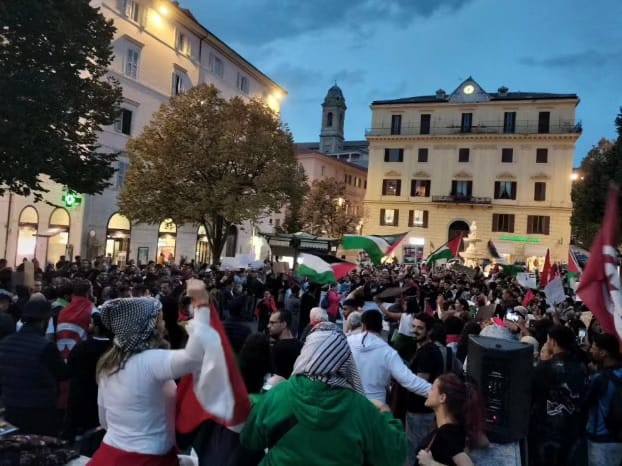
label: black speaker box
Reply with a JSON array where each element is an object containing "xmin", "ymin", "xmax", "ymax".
[{"xmin": 467, "ymin": 335, "xmax": 533, "ymax": 443}]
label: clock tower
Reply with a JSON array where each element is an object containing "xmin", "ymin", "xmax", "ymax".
[{"xmin": 319, "ymin": 84, "xmax": 346, "ymax": 154}]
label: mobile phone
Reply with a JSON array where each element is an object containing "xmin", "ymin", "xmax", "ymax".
[
  {"xmin": 506, "ymin": 310, "xmax": 520, "ymax": 322},
  {"xmin": 578, "ymin": 329, "xmax": 587, "ymax": 342}
]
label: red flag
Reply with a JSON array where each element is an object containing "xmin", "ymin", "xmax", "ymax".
[
  {"xmin": 568, "ymin": 248, "xmax": 582, "ymax": 274},
  {"xmin": 176, "ymin": 303, "xmax": 251, "ymax": 433},
  {"xmin": 448, "ymin": 233, "xmax": 463, "ymax": 256},
  {"xmin": 577, "ymin": 186, "xmax": 622, "ymax": 341},
  {"xmin": 540, "ymin": 249, "xmax": 552, "ymax": 288},
  {"xmin": 523, "ymin": 289, "xmax": 536, "ymax": 307}
]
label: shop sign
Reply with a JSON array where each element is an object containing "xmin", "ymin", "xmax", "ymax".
[{"xmin": 499, "ymin": 235, "xmax": 541, "ymax": 244}]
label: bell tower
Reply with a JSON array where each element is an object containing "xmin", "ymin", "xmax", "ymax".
[{"xmin": 319, "ymin": 84, "xmax": 346, "ymax": 153}]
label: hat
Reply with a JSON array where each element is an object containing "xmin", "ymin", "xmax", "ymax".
[{"xmin": 22, "ymin": 298, "xmax": 52, "ymax": 321}]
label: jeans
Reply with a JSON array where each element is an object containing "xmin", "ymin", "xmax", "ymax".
[
  {"xmin": 588, "ymin": 440, "xmax": 622, "ymax": 466},
  {"xmin": 405, "ymin": 411, "xmax": 436, "ymax": 465}
]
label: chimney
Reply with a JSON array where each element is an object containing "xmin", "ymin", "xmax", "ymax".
[
  {"xmin": 436, "ymin": 89, "xmax": 447, "ymax": 99},
  {"xmin": 498, "ymin": 86, "xmax": 509, "ymax": 96}
]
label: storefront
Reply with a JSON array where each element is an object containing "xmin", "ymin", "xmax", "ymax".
[
  {"xmin": 46, "ymin": 208, "xmax": 70, "ymax": 265},
  {"xmin": 403, "ymin": 237, "xmax": 425, "ymax": 263},
  {"xmin": 157, "ymin": 219, "xmax": 177, "ymax": 264},
  {"xmin": 106, "ymin": 213, "xmax": 131, "ymax": 266},
  {"xmin": 16, "ymin": 206, "xmax": 38, "ymax": 264}
]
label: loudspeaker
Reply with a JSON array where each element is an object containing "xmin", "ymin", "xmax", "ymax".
[{"xmin": 467, "ymin": 335, "xmax": 533, "ymax": 443}]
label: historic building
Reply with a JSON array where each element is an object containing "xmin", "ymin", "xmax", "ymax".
[
  {"xmin": 296, "ymin": 85, "xmax": 369, "ymax": 168},
  {"xmin": 0, "ymin": 0, "xmax": 285, "ymax": 267},
  {"xmin": 363, "ymin": 77, "xmax": 581, "ymax": 264}
]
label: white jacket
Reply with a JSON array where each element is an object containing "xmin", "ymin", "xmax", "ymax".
[{"xmin": 347, "ymin": 332, "xmax": 431, "ymax": 403}]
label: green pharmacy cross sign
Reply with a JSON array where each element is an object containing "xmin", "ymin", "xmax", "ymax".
[
  {"xmin": 62, "ymin": 191, "xmax": 82, "ymax": 209},
  {"xmin": 499, "ymin": 235, "xmax": 541, "ymax": 244}
]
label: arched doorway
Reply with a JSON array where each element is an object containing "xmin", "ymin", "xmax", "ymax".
[
  {"xmin": 47, "ymin": 208, "xmax": 70, "ymax": 265},
  {"xmin": 448, "ymin": 220, "xmax": 469, "ymax": 252},
  {"xmin": 16, "ymin": 206, "xmax": 39, "ymax": 264},
  {"xmin": 106, "ymin": 213, "xmax": 131, "ymax": 266},
  {"xmin": 157, "ymin": 219, "xmax": 176, "ymax": 264},
  {"xmin": 196, "ymin": 225, "xmax": 210, "ymax": 265},
  {"xmin": 224, "ymin": 225, "xmax": 238, "ymax": 257}
]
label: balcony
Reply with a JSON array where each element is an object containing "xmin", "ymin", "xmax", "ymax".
[
  {"xmin": 432, "ymin": 195, "xmax": 492, "ymax": 205},
  {"xmin": 366, "ymin": 120, "xmax": 582, "ymax": 137}
]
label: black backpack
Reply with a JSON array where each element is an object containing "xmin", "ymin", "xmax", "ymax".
[{"xmin": 605, "ymin": 371, "xmax": 622, "ymax": 440}]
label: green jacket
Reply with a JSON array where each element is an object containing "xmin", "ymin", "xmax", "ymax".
[{"xmin": 240, "ymin": 375, "xmax": 406, "ymax": 466}]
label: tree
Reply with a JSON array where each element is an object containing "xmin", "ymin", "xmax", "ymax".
[
  {"xmin": 276, "ymin": 167, "xmax": 308, "ymax": 234},
  {"xmin": 119, "ymin": 84, "xmax": 306, "ymax": 262},
  {"xmin": 0, "ymin": 0, "xmax": 122, "ymax": 200},
  {"xmin": 571, "ymin": 108, "xmax": 622, "ymax": 247},
  {"xmin": 300, "ymin": 178, "xmax": 359, "ymax": 238}
]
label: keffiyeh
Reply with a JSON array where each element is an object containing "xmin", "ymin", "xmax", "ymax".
[
  {"xmin": 99, "ymin": 297, "xmax": 162, "ymax": 356},
  {"xmin": 292, "ymin": 322, "xmax": 363, "ymax": 394}
]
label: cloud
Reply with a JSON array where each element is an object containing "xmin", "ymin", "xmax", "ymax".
[
  {"xmin": 266, "ymin": 63, "xmax": 323, "ymax": 90},
  {"xmin": 186, "ymin": 0, "xmax": 473, "ymax": 45},
  {"xmin": 520, "ymin": 50, "xmax": 622, "ymax": 69},
  {"xmin": 331, "ymin": 69, "xmax": 367, "ymax": 86}
]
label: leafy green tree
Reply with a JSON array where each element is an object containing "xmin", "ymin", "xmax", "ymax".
[
  {"xmin": 0, "ymin": 0, "xmax": 122, "ymax": 200},
  {"xmin": 120, "ymin": 84, "xmax": 306, "ymax": 262},
  {"xmin": 300, "ymin": 178, "xmax": 359, "ymax": 239},
  {"xmin": 571, "ymin": 108, "xmax": 622, "ymax": 246}
]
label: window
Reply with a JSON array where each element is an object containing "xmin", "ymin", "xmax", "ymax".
[
  {"xmin": 461, "ymin": 113, "xmax": 472, "ymax": 133},
  {"xmin": 527, "ymin": 215, "xmax": 550, "ymax": 235},
  {"xmin": 380, "ymin": 209, "xmax": 399, "ymax": 226},
  {"xmin": 348, "ymin": 174, "xmax": 352, "ymax": 184},
  {"xmin": 536, "ymin": 148, "xmax": 548, "ymax": 163},
  {"xmin": 534, "ymin": 182, "xmax": 546, "ymax": 201},
  {"xmin": 451, "ymin": 180, "xmax": 472, "ymax": 198},
  {"xmin": 237, "ymin": 73, "xmax": 249, "ymax": 94},
  {"xmin": 503, "ymin": 112, "xmax": 516, "ymax": 133},
  {"xmin": 382, "ymin": 179, "xmax": 401, "ymax": 196},
  {"xmin": 364, "ymin": 180, "xmax": 367, "ymax": 189},
  {"xmin": 384, "ymin": 148, "xmax": 404, "ymax": 162},
  {"xmin": 344, "ymin": 174, "xmax": 347, "ymax": 183},
  {"xmin": 321, "ymin": 166, "xmax": 325, "ymax": 176},
  {"xmin": 172, "ymin": 70, "xmax": 187, "ymax": 96},
  {"xmin": 209, "ymin": 53, "xmax": 224, "ymax": 78},
  {"xmin": 501, "ymin": 148, "xmax": 513, "ymax": 163},
  {"xmin": 418, "ymin": 148, "xmax": 429, "ymax": 163},
  {"xmin": 494, "ymin": 181, "xmax": 517, "ymax": 200},
  {"xmin": 458, "ymin": 148, "xmax": 470, "ymax": 163},
  {"xmin": 116, "ymin": 160, "xmax": 129, "ymax": 189},
  {"xmin": 538, "ymin": 111, "xmax": 550, "ymax": 134},
  {"xmin": 411, "ymin": 179, "xmax": 430, "ymax": 197},
  {"xmin": 327, "ymin": 112, "xmax": 333, "ymax": 127},
  {"xmin": 176, "ymin": 31, "xmax": 189, "ymax": 55},
  {"xmin": 420, "ymin": 114, "xmax": 431, "ymax": 134},
  {"xmin": 125, "ymin": 46, "xmax": 140, "ymax": 79},
  {"xmin": 123, "ymin": 0, "xmax": 141, "ymax": 23},
  {"xmin": 114, "ymin": 109, "xmax": 133, "ymax": 135},
  {"xmin": 275, "ymin": 218, "xmax": 281, "ymax": 228},
  {"xmin": 492, "ymin": 214, "xmax": 515, "ymax": 232},
  {"xmin": 409, "ymin": 210, "xmax": 428, "ymax": 228},
  {"xmin": 391, "ymin": 115, "xmax": 402, "ymax": 135}
]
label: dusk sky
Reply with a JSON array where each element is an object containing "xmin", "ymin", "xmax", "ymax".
[{"xmin": 183, "ymin": 0, "xmax": 622, "ymax": 165}]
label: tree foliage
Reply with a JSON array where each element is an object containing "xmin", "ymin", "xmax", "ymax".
[
  {"xmin": 300, "ymin": 178, "xmax": 360, "ymax": 239},
  {"xmin": 0, "ymin": 0, "xmax": 122, "ymax": 200},
  {"xmin": 571, "ymin": 109, "xmax": 622, "ymax": 247},
  {"xmin": 119, "ymin": 84, "xmax": 306, "ymax": 261}
]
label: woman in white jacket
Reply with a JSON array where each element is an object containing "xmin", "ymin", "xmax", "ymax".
[{"xmin": 347, "ymin": 309, "xmax": 431, "ymax": 404}]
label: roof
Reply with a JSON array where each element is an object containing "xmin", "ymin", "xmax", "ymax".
[
  {"xmin": 296, "ymin": 150, "xmax": 368, "ymax": 172},
  {"xmin": 295, "ymin": 140, "xmax": 368, "ymax": 151},
  {"xmin": 372, "ymin": 91, "xmax": 578, "ymax": 106},
  {"xmin": 174, "ymin": 4, "xmax": 286, "ymax": 94}
]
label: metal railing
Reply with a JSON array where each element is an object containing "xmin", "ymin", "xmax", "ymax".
[
  {"xmin": 366, "ymin": 120, "xmax": 582, "ymax": 137},
  {"xmin": 432, "ymin": 195, "xmax": 492, "ymax": 205}
]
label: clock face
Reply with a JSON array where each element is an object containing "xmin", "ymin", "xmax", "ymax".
[{"xmin": 463, "ymin": 84, "xmax": 475, "ymax": 95}]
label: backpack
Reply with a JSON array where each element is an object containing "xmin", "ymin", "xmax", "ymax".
[{"xmin": 605, "ymin": 371, "xmax": 622, "ymax": 440}]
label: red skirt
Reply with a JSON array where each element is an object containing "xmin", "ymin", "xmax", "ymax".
[{"xmin": 88, "ymin": 442, "xmax": 179, "ymax": 466}]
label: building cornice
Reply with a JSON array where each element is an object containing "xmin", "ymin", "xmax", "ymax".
[{"xmin": 367, "ymin": 133, "xmax": 580, "ymax": 143}]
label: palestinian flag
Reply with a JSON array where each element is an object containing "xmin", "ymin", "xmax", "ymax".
[
  {"xmin": 567, "ymin": 248, "xmax": 582, "ymax": 290},
  {"xmin": 426, "ymin": 235, "xmax": 462, "ymax": 266},
  {"xmin": 342, "ymin": 234, "xmax": 407, "ymax": 265},
  {"xmin": 540, "ymin": 249, "xmax": 553, "ymax": 288},
  {"xmin": 296, "ymin": 253, "xmax": 357, "ymax": 285}
]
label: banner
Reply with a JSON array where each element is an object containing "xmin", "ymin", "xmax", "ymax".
[
  {"xmin": 544, "ymin": 276, "xmax": 566, "ymax": 306},
  {"xmin": 516, "ymin": 272, "xmax": 537, "ymax": 289}
]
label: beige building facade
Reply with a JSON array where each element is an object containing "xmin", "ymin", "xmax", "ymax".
[
  {"xmin": 363, "ymin": 77, "xmax": 580, "ymax": 265},
  {"xmin": 0, "ymin": 0, "xmax": 285, "ymax": 267}
]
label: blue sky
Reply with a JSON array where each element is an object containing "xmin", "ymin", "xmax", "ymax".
[{"xmin": 183, "ymin": 0, "xmax": 622, "ymax": 164}]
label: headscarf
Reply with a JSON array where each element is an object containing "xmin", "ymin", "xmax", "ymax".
[
  {"xmin": 99, "ymin": 297, "xmax": 162, "ymax": 358},
  {"xmin": 292, "ymin": 322, "xmax": 363, "ymax": 394}
]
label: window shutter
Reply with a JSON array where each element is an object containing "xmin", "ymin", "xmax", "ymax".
[
  {"xmin": 380, "ymin": 209, "xmax": 385, "ymax": 226},
  {"xmin": 384, "ymin": 149, "xmax": 389, "ymax": 162},
  {"xmin": 121, "ymin": 110, "xmax": 132, "ymax": 135},
  {"xmin": 423, "ymin": 210, "xmax": 429, "ymax": 228},
  {"xmin": 494, "ymin": 181, "xmax": 500, "ymax": 199},
  {"xmin": 511, "ymin": 182, "xmax": 517, "ymax": 199},
  {"xmin": 451, "ymin": 180, "xmax": 457, "ymax": 196},
  {"xmin": 396, "ymin": 180, "xmax": 401, "ymax": 196},
  {"xmin": 544, "ymin": 217, "xmax": 550, "ymax": 235},
  {"xmin": 381, "ymin": 181, "xmax": 387, "ymax": 195},
  {"xmin": 425, "ymin": 180, "xmax": 431, "ymax": 197},
  {"xmin": 492, "ymin": 214, "xmax": 499, "ymax": 232},
  {"xmin": 398, "ymin": 149, "xmax": 404, "ymax": 162},
  {"xmin": 509, "ymin": 215, "xmax": 515, "ymax": 233},
  {"xmin": 466, "ymin": 181, "xmax": 473, "ymax": 197},
  {"xmin": 408, "ymin": 210, "xmax": 414, "ymax": 227},
  {"xmin": 393, "ymin": 210, "xmax": 399, "ymax": 226}
]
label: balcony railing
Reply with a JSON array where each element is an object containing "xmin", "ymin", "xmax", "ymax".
[
  {"xmin": 432, "ymin": 195, "xmax": 492, "ymax": 205},
  {"xmin": 366, "ymin": 120, "xmax": 582, "ymax": 137}
]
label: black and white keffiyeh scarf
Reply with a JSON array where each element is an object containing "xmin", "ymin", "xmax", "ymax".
[
  {"xmin": 99, "ymin": 297, "xmax": 162, "ymax": 358},
  {"xmin": 292, "ymin": 322, "xmax": 363, "ymax": 394}
]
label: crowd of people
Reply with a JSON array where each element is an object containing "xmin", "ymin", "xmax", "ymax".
[{"xmin": 0, "ymin": 254, "xmax": 620, "ymax": 466}]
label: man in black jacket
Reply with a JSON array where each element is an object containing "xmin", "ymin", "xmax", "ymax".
[{"xmin": 0, "ymin": 297, "xmax": 68, "ymax": 436}]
